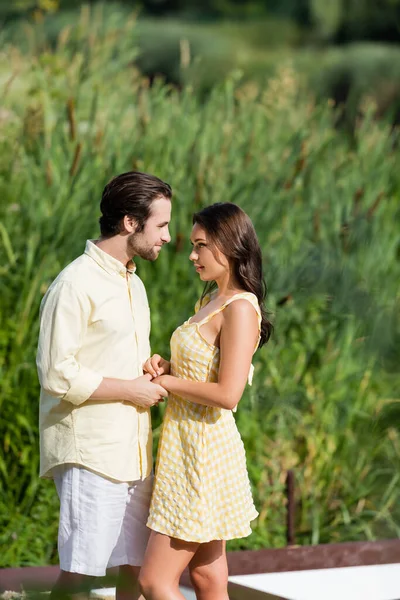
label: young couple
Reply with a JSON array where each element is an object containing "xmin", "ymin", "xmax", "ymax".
[{"xmin": 37, "ymin": 171, "xmax": 272, "ymax": 600}]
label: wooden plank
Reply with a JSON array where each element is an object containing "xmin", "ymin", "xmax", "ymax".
[
  {"xmin": 2, "ymin": 540, "xmax": 400, "ymax": 593},
  {"xmin": 180, "ymin": 539, "xmax": 400, "ymax": 587}
]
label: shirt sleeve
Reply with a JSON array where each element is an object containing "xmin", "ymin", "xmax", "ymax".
[{"xmin": 36, "ymin": 280, "xmax": 103, "ymax": 406}]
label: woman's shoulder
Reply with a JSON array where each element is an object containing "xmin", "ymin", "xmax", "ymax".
[
  {"xmin": 226, "ymin": 291, "xmax": 259, "ymax": 309},
  {"xmin": 222, "ymin": 292, "xmax": 261, "ymax": 324}
]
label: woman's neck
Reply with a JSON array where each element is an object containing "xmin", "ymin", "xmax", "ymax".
[{"xmin": 214, "ymin": 273, "xmax": 242, "ymax": 299}]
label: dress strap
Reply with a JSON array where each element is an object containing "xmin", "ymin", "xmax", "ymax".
[
  {"xmin": 202, "ymin": 292, "xmax": 261, "ymax": 328},
  {"xmin": 194, "ymin": 294, "xmax": 211, "ymax": 314}
]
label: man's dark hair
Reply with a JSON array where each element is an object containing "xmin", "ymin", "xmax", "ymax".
[{"xmin": 99, "ymin": 171, "xmax": 172, "ymax": 237}]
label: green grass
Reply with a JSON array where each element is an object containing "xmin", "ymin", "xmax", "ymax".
[{"xmin": 0, "ymin": 4, "xmax": 399, "ymax": 566}]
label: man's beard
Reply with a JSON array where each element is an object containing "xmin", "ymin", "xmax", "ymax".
[{"xmin": 127, "ymin": 233, "xmax": 159, "ymax": 262}]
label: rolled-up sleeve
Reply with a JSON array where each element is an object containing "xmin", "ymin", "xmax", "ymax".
[{"xmin": 36, "ymin": 281, "xmax": 103, "ymax": 406}]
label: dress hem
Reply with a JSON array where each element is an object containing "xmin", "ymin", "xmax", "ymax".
[{"xmin": 147, "ymin": 512, "xmax": 258, "ymax": 544}]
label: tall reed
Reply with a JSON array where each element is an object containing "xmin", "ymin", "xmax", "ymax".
[{"xmin": 0, "ymin": 5, "xmax": 399, "ymax": 565}]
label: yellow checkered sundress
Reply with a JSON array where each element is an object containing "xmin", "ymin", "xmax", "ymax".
[{"xmin": 147, "ymin": 292, "xmax": 260, "ymax": 543}]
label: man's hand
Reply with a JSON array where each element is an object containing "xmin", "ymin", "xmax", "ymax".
[
  {"xmin": 123, "ymin": 373, "xmax": 167, "ymax": 407},
  {"xmin": 143, "ymin": 354, "xmax": 170, "ymax": 378}
]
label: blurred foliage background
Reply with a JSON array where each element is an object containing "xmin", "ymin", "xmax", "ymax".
[
  {"xmin": 0, "ymin": 0, "xmax": 399, "ymax": 569},
  {"xmin": 2, "ymin": 0, "xmax": 400, "ymax": 127}
]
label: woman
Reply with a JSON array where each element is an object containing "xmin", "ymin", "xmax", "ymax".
[{"xmin": 139, "ymin": 202, "xmax": 272, "ymax": 600}]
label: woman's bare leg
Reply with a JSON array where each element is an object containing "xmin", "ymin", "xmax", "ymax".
[
  {"xmin": 189, "ymin": 541, "xmax": 229, "ymax": 600},
  {"xmin": 138, "ymin": 531, "xmax": 199, "ymax": 600}
]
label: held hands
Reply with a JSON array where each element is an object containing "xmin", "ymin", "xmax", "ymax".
[
  {"xmin": 143, "ymin": 354, "xmax": 175, "ymax": 396},
  {"xmin": 124, "ymin": 373, "xmax": 167, "ymax": 408},
  {"xmin": 143, "ymin": 354, "xmax": 171, "ymax": 378}
]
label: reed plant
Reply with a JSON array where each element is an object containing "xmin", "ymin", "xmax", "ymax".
[{"xmin": 0, "ymin": 5, "xmax": 399, "ymax": 566}]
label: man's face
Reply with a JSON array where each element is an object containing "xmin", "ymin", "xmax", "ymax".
[{"xmin": 128, "ymin": 196, "xmax": 172, "ymax": 261}]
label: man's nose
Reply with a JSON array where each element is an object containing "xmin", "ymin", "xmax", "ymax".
[{"xmin": 162, "ymin": 228, "xmax": 171, "ymax": 243}]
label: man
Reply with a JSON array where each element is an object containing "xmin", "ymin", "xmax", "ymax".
[{"xmin": 36, "ymin": 171, "xmax": 172, "ymax": 600}]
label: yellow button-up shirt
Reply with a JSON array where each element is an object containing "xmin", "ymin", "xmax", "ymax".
[{"xmin": 37, "ymin": 240, "xmax": 152, "ymax": 482}]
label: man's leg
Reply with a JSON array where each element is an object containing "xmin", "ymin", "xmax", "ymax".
[
  {"xmin": 109, "ymin": 476, "xmax": 154, "ymax": 600},
  {"xmin": 50, "ymin": 571, "xmax": 93, "ymax": 600},
  {"xmin": 116, "ymin": 566, "xmax": 142, "ymax": 600},
  {"xmin": 52, "ymin": 465, "xmax": 132, "ymax": 599}
]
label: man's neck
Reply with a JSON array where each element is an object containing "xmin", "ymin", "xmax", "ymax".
[{"xmin": 95, "ymin": 236, "xmax": 132, "ymax": 268}]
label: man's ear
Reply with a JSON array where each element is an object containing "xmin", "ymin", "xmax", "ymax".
[{"xmin": 123, "ymin": 215, "xmax": 137, "ymax": 234}]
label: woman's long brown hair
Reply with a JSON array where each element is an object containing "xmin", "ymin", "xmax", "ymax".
[{"xmin": 193, "ymin": 202, "xmax": 272, "ymax": 347}]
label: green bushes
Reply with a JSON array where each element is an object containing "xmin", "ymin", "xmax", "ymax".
[
  {"xmin": 0, "ymin": 7, "xmax": 400, "ymax": 566},
  {"xmin": 134, "ymin": 17, "xmax": 303, "ymax": 94},
  {"xmin": 4, "ymin": 5, "xmax": 400, "ymax": 119},
  {"xmin": 309, "ymin": 44, "xmax": 400, "ymax": 132}
]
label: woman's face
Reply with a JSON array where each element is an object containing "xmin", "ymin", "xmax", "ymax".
[{"xmin": 189, "ymin": 223, "xmax": 230, "ymax": 282}]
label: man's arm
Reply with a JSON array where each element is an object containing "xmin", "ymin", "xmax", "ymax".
[
  {"xmin": 89, "ymin": 375, "xmax": 167, "ymax": 407},
  {"xmin": 37, "ymin": 281, "xmax": 166, "ymax": 407},
  {"xmin": 37, "ymin": 281, "xmax": 103, "ymax": 405}
]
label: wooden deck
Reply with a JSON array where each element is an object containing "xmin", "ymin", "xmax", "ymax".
[{"xmin": 1, "ymin": 539, "xmax": 400, "ymax": 594}]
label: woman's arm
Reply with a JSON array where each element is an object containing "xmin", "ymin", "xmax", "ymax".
[{"xmin": 153, "ymin": 299, "xmax": 259, "ymax": 410}]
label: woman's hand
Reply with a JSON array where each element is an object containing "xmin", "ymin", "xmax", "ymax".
[{"xmin": 143, "ymin": 354, "xmax": 170, "ymax": 378}]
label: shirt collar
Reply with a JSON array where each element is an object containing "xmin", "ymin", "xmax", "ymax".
[{"xmin": 84, "ymin": 240, "xmax": 137, "ymax": 277}]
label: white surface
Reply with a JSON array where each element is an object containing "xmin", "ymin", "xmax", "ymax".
[
  {"xmin": 91, "ymin": 589, "xmax": 115, "ymax": 599},
  {"xmin": 90, "ymin": 586, "xmax": 196, "ymax": 599},
  {"xmin": 181, "ymin": 588, "xmax": 197, "ymax": 600},
  {"xmin": 229, "ymin": 563, "xmax": 400, "ymax": 600}
]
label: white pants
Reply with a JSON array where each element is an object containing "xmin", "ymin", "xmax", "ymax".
[{"xmin": 53, "ymin": 464, "xmax": 153, "ymax": 576}]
